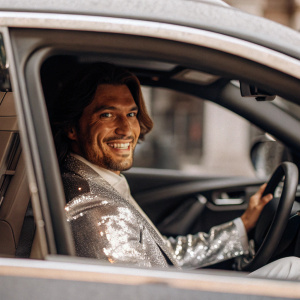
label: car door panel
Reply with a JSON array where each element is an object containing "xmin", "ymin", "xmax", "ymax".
[{"xmin": 125, "ymin": 169, "xmax": 265, "ymax": 236}]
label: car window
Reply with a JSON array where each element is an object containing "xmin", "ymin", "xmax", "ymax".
[{"xmin": 133, "ymin": 86, "xmax": 257, "ymax": 177}]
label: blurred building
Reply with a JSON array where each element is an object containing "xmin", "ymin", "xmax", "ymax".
[{"xmin": 225, "ymin": 0, "xmax": 300, "ymax": 30}]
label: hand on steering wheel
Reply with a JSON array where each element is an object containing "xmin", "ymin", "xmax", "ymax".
[
  {"xmin": 241, "ymin": 183, "xmax": 273, "ymax": 233},
  {"xmin": 237, "ymin": 162, "xmax": 298, "ymax": 272}
]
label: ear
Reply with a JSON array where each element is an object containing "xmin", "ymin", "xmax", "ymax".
[{"xmin": 66, "ymin": 126, "xmax": 78, "ymax": 141}]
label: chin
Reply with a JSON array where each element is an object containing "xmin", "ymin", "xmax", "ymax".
[
  {"xmin": 105, "ymin": 158, "xmax": 133, "ymax": 172},
  {"xmin": 116, "ymin": 161, "xmax": 133, "ymax": 171}
]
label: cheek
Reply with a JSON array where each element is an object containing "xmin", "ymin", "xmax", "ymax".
[{"xmin": 91, "ymin": 125, "xmax": 110, "ymax": 144}]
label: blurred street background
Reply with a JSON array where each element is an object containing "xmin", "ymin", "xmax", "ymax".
[
  {"xmin": 225, "ymin": 0, "xmax": 300, "ymax": 30},
  {"xmin": 133, "ymin": 0, "xmax": 299, "ymax": 177}
]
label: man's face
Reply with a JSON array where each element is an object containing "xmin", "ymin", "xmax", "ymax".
[{"xmin": 68, "ymin": 84, "xmax": 141, "ymax": 174}]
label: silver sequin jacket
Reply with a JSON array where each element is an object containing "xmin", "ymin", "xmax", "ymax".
[{"xmin": 63, "ymin": 156, "xmax": 245, "ymax": 269}]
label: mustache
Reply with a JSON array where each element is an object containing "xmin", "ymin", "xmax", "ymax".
[{"xmin": 103, "ymin": 136, "xmax": 135, "ymax": 143}]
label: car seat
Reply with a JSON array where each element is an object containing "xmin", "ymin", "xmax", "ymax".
[{"xmin": 0, "ymin": 92, "xmax": 31, "ymax": 257}]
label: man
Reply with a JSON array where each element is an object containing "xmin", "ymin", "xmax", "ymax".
[{"xmin": 51, "ymin": 63, "xmax": 297, "ymax": 276}]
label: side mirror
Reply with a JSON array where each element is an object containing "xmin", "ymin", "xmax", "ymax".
[{"xmin": 251, "ymin": 135, "xmax": 292, "ymax": 178}]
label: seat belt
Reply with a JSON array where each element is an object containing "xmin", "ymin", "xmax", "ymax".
[{"xmin": 15, "ymin": 202, "xmax": 36, "ymax": 258}]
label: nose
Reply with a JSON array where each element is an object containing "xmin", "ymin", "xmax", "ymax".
[{"xmin": 115, "ymin": 116, "xmax": 131, "ymax": 136}]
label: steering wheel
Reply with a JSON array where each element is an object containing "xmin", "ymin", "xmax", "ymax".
[{"xmin": 238, "ymin": 162, "xmax": 298, "ymax": 272}]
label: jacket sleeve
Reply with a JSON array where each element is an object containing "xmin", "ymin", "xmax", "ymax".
[{"xmin": 165, "ymin": 220, "xmax": 247, "ymax": 268}]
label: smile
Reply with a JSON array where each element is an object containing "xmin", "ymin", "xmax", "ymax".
[{"xmin": 107, "ymin": 143, "xmax": 130, "ymax": 150}]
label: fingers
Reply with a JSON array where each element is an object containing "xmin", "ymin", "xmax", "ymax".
[
  {"xmin": 261, "ymin": 193, "xmax": 273, "ymax": 205},
  {"xmin": 252, "ymin": 183, "xmax": 273, "ymax": 205},
  {"xmin": 256, "ymin": 183, "xmax": 268, "ymax": 197},
  {"xmin": 257, "ymin": 183, "xmax": 273, "ymax": 206},
  {"xmin": 241, "ymin": 183, "xmax": 273, "ymax": 232},
  {"xmin": 258, "ymin": 182, "xmax": 267, "ymax": 193}
]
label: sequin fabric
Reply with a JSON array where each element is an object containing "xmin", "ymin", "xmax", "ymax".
[
  {"xmin": 165, "ymin": 221, "xmax": 244, "ymax": 268},
  {"xmin": 63, "ymin": 155, "xmax": 245, "ymax": 269}
]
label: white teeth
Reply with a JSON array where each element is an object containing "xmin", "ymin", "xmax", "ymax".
[{"xmin": 108, "ymin": 143, "xmax": 130, "ymax": 149}]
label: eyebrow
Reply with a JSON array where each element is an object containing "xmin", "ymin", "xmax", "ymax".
[{"xmin": 92, "ymin": 105, "xmax": 138, "ymax": 115}]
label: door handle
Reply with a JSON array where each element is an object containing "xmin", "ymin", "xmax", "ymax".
[
  {"xmin": 213, "ymin": 192, "xmax": 244, "ymax": 205},
  {"xmin": 214, "ymin": 198, "xmax": 244, "ymax": 205}
]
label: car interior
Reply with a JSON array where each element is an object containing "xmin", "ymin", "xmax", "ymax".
[
  {"xmin": 0, "ymin": 91, "xmax": 30, "ymax": 257},
  {"xmin": 1, "ymin": 28, "xmax": 300, "ymax": 272}
]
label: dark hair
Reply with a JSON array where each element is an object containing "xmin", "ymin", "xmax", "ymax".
[{"xmin": 50, "ymin": 62, "xmax": 153, "ymax": 164}]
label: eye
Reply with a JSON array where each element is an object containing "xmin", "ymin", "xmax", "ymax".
[
  {"xmin": 127, "ymin": 112, "xmax": 137, "ymax": 117},
  {"xmin": 100, "ymin": 112, "xmax": 113, "ymax": 118}
]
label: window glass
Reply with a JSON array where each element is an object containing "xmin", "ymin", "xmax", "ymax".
[{"xmin": 133, "ymin": 87, "xmax": 256, "ymax": 177}]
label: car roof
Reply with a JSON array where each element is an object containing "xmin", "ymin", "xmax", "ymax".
[{"xmin": 0, "ymin": 0, "xmax": 300, "ymax": 59}]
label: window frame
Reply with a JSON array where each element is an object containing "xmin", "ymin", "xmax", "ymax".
[{"xmin": 8, "ymin": 25, "xmax": 300, "ymax": 257}]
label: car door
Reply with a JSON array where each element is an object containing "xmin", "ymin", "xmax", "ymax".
[
  {"xmin": 1, "ymin": 2, "xmax": 300, "ymax": 299},
  {"xmin": 3, "ymin": 0, "xmax": 300, "ymax": 266}
]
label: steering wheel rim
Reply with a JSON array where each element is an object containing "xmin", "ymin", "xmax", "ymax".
[{"xmin": 238, "ymin": 162, "xmax": 298, "ymax": 272}]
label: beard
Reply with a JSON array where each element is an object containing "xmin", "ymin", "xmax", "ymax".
[
  {"xmin": 99, "ymin": 153, "xmax": 133, "ymax": 171},
  {"xmin": 77, "ymin": 133, "xmax": 136, "ymax": 172}
]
